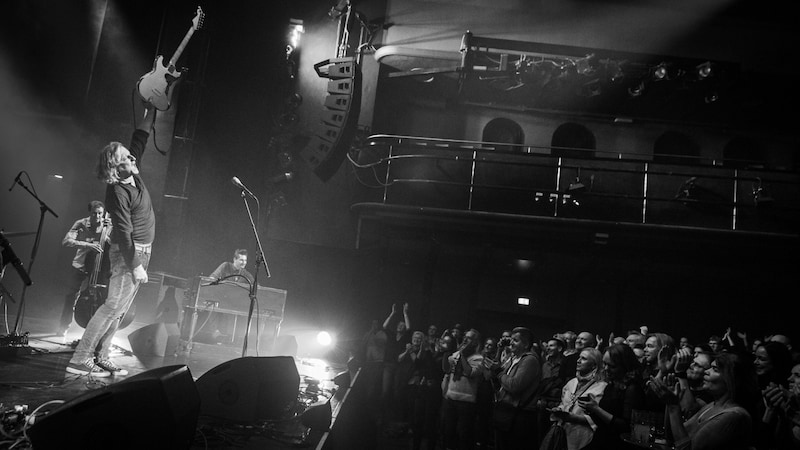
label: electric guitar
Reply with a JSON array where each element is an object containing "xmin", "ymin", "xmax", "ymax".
[{"xmin": 137, "ymin": 6, "xmax": 205, "ymax": 111}]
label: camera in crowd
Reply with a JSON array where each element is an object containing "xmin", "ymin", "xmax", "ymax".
[{"xmin": 499, "ymin": 336, "xmax": 512, "ymax": 347}]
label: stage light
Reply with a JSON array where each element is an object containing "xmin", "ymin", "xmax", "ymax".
[
  {"xmin": 628, "ymin": 81, "xmax": 645, "ymax": 97},
  {"xmin": 288, "ymin": 19, "xmax": 304, "ymax": 51},
  {"xmin": 653, "ymin": 63, "xmax": 667, "ymax": 81},
  {"xmin": 514, "ymin": 259, "xmax": 533, "ymax": 271},
  {"xmin": 517, "ymin": 297, "xmax": 530, "ymax": 306},
  {"xmin": 697, "ymin": 61, "xmax": 712, "ymax": 79},
  {"xmin": 317, "ymin": 331, "xmax": 332, "ymax": 346},
  {"xmin": 704, "ymin": 92, "xmax": 719, "ymax": 104}
]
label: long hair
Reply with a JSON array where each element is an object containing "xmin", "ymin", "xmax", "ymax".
[
  {"xmin": 716, "ymin": 351, "xmax": 760, "ymax": 420},
  {"xmin": 605, "ymin": 343, "xmax": 642, "ymax": 387},
  {"xmin": 580, "ymin": 347, "xmax": 605, "ymax": 381},
  {"xmin": 757, "ymin": 341, "xmax": 793, "ymax": 389},
  {"xmin": 96, "ymin": 142, "xmax": 124, "ymax": 184}
]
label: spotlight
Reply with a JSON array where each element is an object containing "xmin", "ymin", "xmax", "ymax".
[
  {"xmin": 697, "ymin": 62, "xmax": 713, "ymax": 79},
  {"xmin": 704, "ymin": 92, "xmax": 719, "ymax": 104},
  {"xmin": 517, "ymin": 297, "xmax": 530, "ymax": 306},
  {"xmin": 653, "ymin": 63, "xmax": 668, "ymax": 81},
  {"xmin": 268, "ymin": 171, "xmax": 294, "ymax": 184},
  {"xmin": 628, "ymin": 81, "xmax": 645, "ymax": 97},
  {"xmin": 288, "ymin": 19, "xmax": 304, "ymax": 50},
  {"xmin": 317, "ymin": 331, "xmax": 332, "ymax": 346}
]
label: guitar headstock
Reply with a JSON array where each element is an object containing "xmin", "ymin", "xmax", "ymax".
[{"xmin": 192, "ymin": 6, "xmax": 205, "ymax": 31}]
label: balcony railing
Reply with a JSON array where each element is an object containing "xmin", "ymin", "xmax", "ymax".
[{"xmin": 352, "ymin": 134, "xmax": 800, "ymax": 237}]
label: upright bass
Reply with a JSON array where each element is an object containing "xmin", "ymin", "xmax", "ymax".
[{"xmin": 73, "ymin": 213, "xmax": 135, "ymax": 329}]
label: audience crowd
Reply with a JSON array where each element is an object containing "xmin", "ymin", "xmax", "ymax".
[{"xmin": 356, "ymin": 303, "xmax": 800, "ymax": 450}]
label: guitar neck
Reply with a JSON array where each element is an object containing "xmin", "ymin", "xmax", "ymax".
[
  {"xmin": 169, "ymin": 26, "xmax": 197, "ymax": 69},
  {"xmin": 89, "ymin": 217, "xmax": 111, "ymax": 284}
]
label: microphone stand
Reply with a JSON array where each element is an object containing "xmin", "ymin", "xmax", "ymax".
[
  {"xmin": 238, "ymin": 190, "xmax": 271, "ymax": 357},
  {"xmin": 11, "ymin": 175, "xmax": 57, "ymax": 339}
]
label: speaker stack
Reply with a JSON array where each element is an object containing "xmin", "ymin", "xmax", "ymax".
[
  {"xmin": 300, "ymin": 57, "xmax": 362, "ymax": 182},
  {"xmin": 27, "ymin": 365, "xmax": 200, "ymax": 450}
]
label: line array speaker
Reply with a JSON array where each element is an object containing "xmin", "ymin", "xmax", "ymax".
[{"xmin": 300, "ymin": 57, "xmax": 361, "ymax": 182}]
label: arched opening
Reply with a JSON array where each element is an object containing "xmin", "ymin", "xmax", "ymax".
[
  {"xmin": 653, "ymin": 130, "xmax": 700, "ymax": 164},
  {"xmin": 482, "ymin": 118, "xmax": 524, "ymax": 152},
  {"xmin": 551, "ymin": 123, "xmax": 596, "ymax": 159}
]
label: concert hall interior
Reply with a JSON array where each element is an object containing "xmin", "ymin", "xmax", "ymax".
[{"xmin": 1, "ymin": 0, "xmax": 799, "ymax": 449}]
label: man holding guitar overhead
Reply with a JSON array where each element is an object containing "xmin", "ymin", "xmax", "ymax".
[
  {"xmin": 66, "ymin": 101, "xmax": 158, "ymax": 378},
  {"xmin": 57, "ymin": 200, "xmax": 111, "ymax": 338}
]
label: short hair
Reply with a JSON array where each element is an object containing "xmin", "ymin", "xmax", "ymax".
[
  {"xmin": 96, "ymin": 141, "xmax": 125, "ymax": 184},
  {"xmin": 512, "ymin": 327, "xmax": 533, "ymax": 347},
  {"xmin": 88, "ymin": 200, "xmax": 105, "ymax": 212},
  {"xmin": 548, "ymin": 337, "xmax": 566, "ymax": 350},
  {"xmin": 233, "ymin": 249, "xmax": 248, "ymax": 258}
]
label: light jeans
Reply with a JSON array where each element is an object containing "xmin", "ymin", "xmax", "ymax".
[{"xmin": 70, "ymin": 243, "xmax": 150, "ymax": 363}]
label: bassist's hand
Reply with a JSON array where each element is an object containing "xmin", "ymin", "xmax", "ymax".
[
  {"xmin": 132, "ymin": 265, "xmax": 148, "ymax": 284},
  {"xmin": 84, "ymin": 241, "xmax": 103, "ymax": 253}
]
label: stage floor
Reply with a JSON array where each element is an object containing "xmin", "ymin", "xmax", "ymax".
[{"xmin": 0, "ymin": 311, "xmax": 411, "ymax": 449}]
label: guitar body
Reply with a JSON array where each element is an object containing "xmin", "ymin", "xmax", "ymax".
[
  {"xmin": 74, "ymin": 285, "xmax": 136, "ymax": 330},
  {"xmin": 136, "ymin": 7, "xmax": 204, "ymax": 111},
  {"xmin": 74, "ymin": 285, "xmax": 107, "ymax": 329},
  {"xmin": 137, "ymin": 56, "xmax": 182, "ymax": 111}
]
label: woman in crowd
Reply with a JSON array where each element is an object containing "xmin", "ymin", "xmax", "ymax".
[
  {"xmin": 762, "ymin": 361, "xmax": 800, "ymax": 449},
  {"xmin": 649, "ymin": 351, "xmax": 760, "ymax": 450},
  {"xmin": 580, "ymin": 343, "xmax": 646, "ymax": 450},
  {"xmin": 754, "ymin": 340, "xmax": 794, "ymax": 449},
  {"xmin": 549, "ymin": 347, "xmax": 607, "ymax": 450}
]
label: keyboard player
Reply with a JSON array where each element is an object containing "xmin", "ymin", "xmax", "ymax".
[
  {"xmin": 204, "ymin": 248, "xmax": 254, "ymax": 343},
  {"xmin": 209, "ymin": 248, "xmax": 254, "ymax": 284}
]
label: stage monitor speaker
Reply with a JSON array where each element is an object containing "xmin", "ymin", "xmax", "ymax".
[
  {"xmin": 195, "ymin": 356, "xmax": 299, "ymax": 423},
  {"xmin": 27, "ymin": 365, "xmax": 199, "ymax": 450},
  {"xmin": 301, "ymin": 57, "xmax": 361, "ymax": 182},
  {"xmin": 128, "ymin": 322, "xmax": 181, "ymax": 357}
]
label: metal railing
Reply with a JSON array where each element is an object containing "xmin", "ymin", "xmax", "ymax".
[{"xmin": 351, "ymin": 134, "xmax": 800, "ymax": 236}]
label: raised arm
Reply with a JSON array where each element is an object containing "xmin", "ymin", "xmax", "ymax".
[{"xmin": 383, "ymin": 303, "xmax": 397, "ymax": 330}]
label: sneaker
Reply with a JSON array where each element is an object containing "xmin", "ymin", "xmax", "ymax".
[
  {"xmin": 94, "ymin": 358, "xmax": 129, "ymax": 376},
  {"xmin": 66, "ymin": 358, "xmax": 111, "ymax": 377}
]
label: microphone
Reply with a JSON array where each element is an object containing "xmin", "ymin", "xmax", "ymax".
[
  {"xmin": 231, "ymin": 176, "xmax": 256, "ymax": 198},
  {"xmin": 8, "ymin": 172, "xmax": 21, "ymax": 192}
]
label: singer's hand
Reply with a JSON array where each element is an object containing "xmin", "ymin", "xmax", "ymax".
[{"xmin": 132, "ymin": 265, "xmax": 148, "ymax": 283}]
